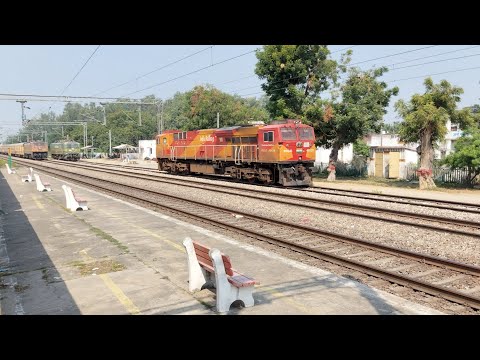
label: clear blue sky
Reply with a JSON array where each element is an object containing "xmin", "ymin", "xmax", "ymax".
[{"xmin": 1, "ymin": 45, "xmax": 479, "ymax": 140}]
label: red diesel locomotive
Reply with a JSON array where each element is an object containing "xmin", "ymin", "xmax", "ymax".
[{"xmin": 155, "ymin": 119, "xmax": 316, "ymax": 186}]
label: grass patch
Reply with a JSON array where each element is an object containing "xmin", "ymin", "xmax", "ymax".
[
  {"xmin": 89, "ymin": 226, "xmax": 130, "ymax": 253},
  {"xmin": 71, "ymin": 259, "xmax": 126, "ymax": 276},
  {"xmin": 44, "ymin": 195, "xmax": 130, "ymax": 253},
  {"xmin": 0, "ymin": 159, "xmax": 6, "ymax": 167},
  {"xmin": 41, "ymin": 268, "xmax": 48, "ymax": 282},
  {"xmin": 14, "ymin": 284, "xmax": 30, "ymax": 293}
]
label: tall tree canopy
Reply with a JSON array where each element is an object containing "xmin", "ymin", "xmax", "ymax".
[
  {"xmin": 255, "ymin": 45, "xmax": 339, "ymax": 119},
  {"xmin": 395, "ymin": 78, "xmax": 474, "ymax": 189},
  {"xmin": 306, "ymin": 67, "xmax": 398, "ymax": 181},
  {"xmin": 163, "ymin": 85, "xmax": 269, "ymax": 130},
  {"xmin": 255, "ymin": 45, "xmax": 398, "ymax": 181}
]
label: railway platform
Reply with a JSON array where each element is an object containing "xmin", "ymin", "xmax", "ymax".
[{"xmin": 0, "ymin": 165, "xmax": 443, "ymax": 315}]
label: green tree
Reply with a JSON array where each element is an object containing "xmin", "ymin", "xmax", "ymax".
[
  {"xmin": 395, "ymin": 78, "xmax": 474, "ymax": 190},
  {"xmin": 254, "ymin": 45, "xmax": 339, "ymax": 119},
  {"xmin": 353, "ymin": 139, "xmax": 370, "ymax": 157},
  {"xmin": 305, "ymin": 67, "xmax": 398, "ymax": 180},
  {"xmin": 164, "ymin": 85, "xmax": 269, "ymax": 130},
  {"xmin": 382, "ymin": 121, "xmax": 402, "ymax": 134},
  {"xmin": 442, "ymin": 127, "xmax": 480, "ymax": 186}
]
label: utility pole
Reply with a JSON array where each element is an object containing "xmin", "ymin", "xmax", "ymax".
[
  {"xmin": 100, "ymin": 103, "xmax": 107, "ymax": 126},
  {"xmin": 16, "ymin": 100, "xmax": 28, "ymax": 125},
  {"xmin": 61, "ymin": 126, "xmax": 64, "ymax": 138},
  {"xmin": 217, "ymin": 112, "xmax": 220, "ymax": 128},
  {"xmin": 161, "ymin": 100, "xmax": 164, "ymax": 133},
  {"xmin": 109, "ymin": 129, "xmax": 112, "ymax": 156},
  {"xmin": 157, "ymin": 101, "xmax": 161, "ymax": 133},
  {"xmin": 138, "ymin": 106, "xmax": 142, "ymax": 126}
]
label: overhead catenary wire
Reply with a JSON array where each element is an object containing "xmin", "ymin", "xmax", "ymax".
[
  {"xmin": 236, "ymin": 49, "xmax": 480, "ymax": 97},
  {"xmin": 59, "ymin": 45, "xmax": 102, "ymax": 96},
  {"xmin": 121, "ymin": 48, "xmax": 258, "ymax": 97},
  {"xmin": 349, "ymin": 45, "xmax": 438, "ymax": 66},
  {"xmin": 229, "ymin": 45, "xmax": 440, "ymax": 95},
  {"xmin": 32, "ymin": 45, "xmax": 102, "ymax": 119},
  {"xmin": 330, "ymin": 45, "xmax": 358, "ymax": 54},
  {"xmin": 93, "ymin": 45, "xmax": 214, "ymax": 96},
  {"xmin": 238, "ymin": 64, "xmax": 480, "ymax": 97}
]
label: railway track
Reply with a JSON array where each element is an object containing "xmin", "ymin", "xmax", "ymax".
[
  {"xmin": 35, "ymin": 159, "xmax": 480, "ymax": 239},
  {"xmin": 76, "ymin": 159, "xmax": 480, "ymax": 214},
  {"xmin": 301, "ymin": 186, "xmax": 480, "ymax": 214},
  {"xmin": 7, "ymin": 157, "xmax": 480, "ymax": 310}
]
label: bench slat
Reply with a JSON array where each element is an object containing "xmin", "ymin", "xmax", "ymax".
[
  {"xmin": 228, "ymin": 273, "xmax": 258, "ymax": 287},
  {"xmin": 193, "ymin": 241, "xmax": 233, "ymax": 276},
  {"xmin": 196, "ymin": 253, "xmax": 214, "ymax": 269},
  {"xmin": 198, "ymin": 262, "xmax": 215, "ymax": 273}
]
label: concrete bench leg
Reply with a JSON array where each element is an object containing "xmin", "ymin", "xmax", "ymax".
[
  {"xmin": 21, "ymin": 174, "xmax": 32, "ymax": 182},
  {"xmin": 183, "ymin": 237, "xmax": 208, "ymax": 292},
  {"xmin": 62, "ymin": 185, "xmax": 88, "ymax": 211},
  {"xmin": 5, "ymin": 164, "xmax": 15, "ymax": 174},
  {"xmin": 62, "ymin": 185, "xmax": 72, "ymax": 209},
  {"xmin": 210, "ymin": 248, "xmax": 255, "ymax": 313},
  {"xmin": 33, "ymin": 174, "xmax": 51, "ymax": 192}
]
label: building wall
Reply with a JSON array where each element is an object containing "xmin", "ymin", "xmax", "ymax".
[
  {"xmin": 368, "ymin": 147, "xmax": 417, "ymax": 179},
  {"xmin": 404, "ymin": 148, "xmax": 418, "ymax": 165},
  {"xmin": 139, "ymin": 140, "xmax": 156, "ymax": 160},
  {"xmin": 315, "ymin": 143, "xmax": 353, "ymax": 165},
  {"xmin": 435, "ymin": 120, "xmax": 462, "ymax": 159}
]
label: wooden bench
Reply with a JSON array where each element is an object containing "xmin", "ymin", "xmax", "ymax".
[
  {"xmin": 33, "ymin": 173, "xmax": 52, "ymax": 192},
  {"xmin": 183, "ymin": 237, "xmax": 259, "ymax": 313},
  {"xmin": 62, "ymin": 184, "xmax": 88, "ymax": 211},
  {"xmin": 21, "ymin": 167, "xmax": 34, "ymax": 183},
  {"xmin": 5, "ymin": 164, "xmax": 16, "ymax": 174}
]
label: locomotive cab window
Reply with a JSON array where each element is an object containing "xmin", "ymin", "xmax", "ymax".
[
  {"xmin": 298, "ymin": 128, "xmax": 314, "ymax": 140},
  {"xmin": 163, "ymin": 138, "xmax": 167, "ymax": 144},
  {"xmin": 280, "ymin": 128, "xmax": 296, "ymax": 140},
  {"xmin": 263, "ymin": 131, "xmax": 274, "ymax": 142}
]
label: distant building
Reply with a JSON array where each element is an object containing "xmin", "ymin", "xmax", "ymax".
[
  {"xmin": 435, "ymin": 119, "xmax": 462, "ymax": 159},
  {"xmin": 138, "ymin": 140, "xmax": 156, "ymax": 160},
  {"xmin": 315, "ymin": 143, "xmax": 353, "ymax": 165},
  {"xmin": 365, "ymin": 132, "xmax": 418, "ymax": 179}
]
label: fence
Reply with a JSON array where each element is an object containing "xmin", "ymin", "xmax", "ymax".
[
  {"xmin": 405, "ymin": 164, "xmax": 479, "ymax": 185},
  {"xmin": 314, "ymin": 160, "xmax": 368, "ymax": 178}
]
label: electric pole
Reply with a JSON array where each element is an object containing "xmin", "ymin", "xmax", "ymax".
[{"xmin": 16, "ymin": 100, "xmax": 28, "ymax": 125}]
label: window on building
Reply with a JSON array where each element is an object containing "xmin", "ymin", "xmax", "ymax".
[
  {"xmin": 263, "ymin": 131, "xmax": 274, "ymax": 142},
  {"xmin": 451, "ymin": 125, "xmax": 458, "ymax": 131}
]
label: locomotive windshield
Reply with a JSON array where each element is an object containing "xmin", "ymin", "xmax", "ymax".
[
  {"xmin": 298, "ymin": 128, "xmax": 314, "ymax": 140},
  {"xmin": 280, "ymin": 128, "xmax": 297, "ymax": 140}
]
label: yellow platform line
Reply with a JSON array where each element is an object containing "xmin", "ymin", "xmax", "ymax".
[
  {"xmin": 79, "ymin": 249, "xmax": 140, "ymax": 315},
  {"xmin": 32, "ymin": 196, "xmax": 44, "ymax": 210},
  {"xmin": 94, "ymin": 210, "xmax": 310, "ymax": 314},
  {"xmin": 99, "ymin": 274, "xmax": 141, "ymax": 315}
]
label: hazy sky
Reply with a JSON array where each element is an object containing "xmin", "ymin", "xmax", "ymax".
[{"xmin": 1, "ymin": 45, "xmax": 479, "ymax": 139}]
